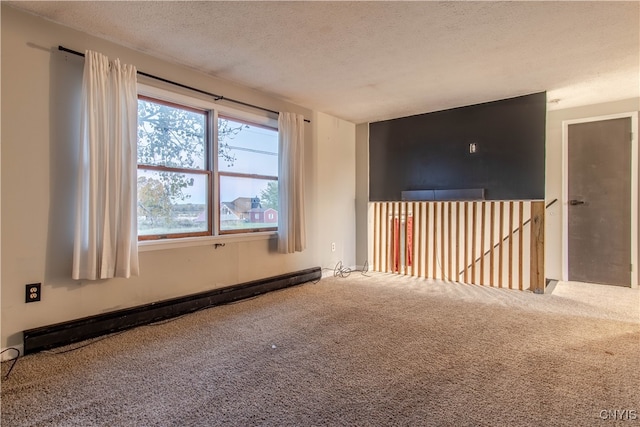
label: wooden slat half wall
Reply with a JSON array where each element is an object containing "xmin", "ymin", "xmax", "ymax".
[{"xmin": 370, "ymin": 201, "xmax": 545, "ymax": 292}]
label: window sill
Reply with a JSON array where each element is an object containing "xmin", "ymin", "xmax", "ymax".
[{"xmin": 138, "ymin": 231, "xmax": 277, "ymax": 252}]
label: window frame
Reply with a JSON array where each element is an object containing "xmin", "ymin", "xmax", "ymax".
[
  {"xmin": 217, "ymin": 114, "xmax": 279, "ymax": 235},
  {"xmin": 137, "ymin": 95, "xmax": 213, "ymax": 241},
  {"xmin": 136, "ymin": 83, "xmax": 279, "ymax": 247}
]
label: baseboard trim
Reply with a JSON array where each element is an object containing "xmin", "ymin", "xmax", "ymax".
[{"xmin": 23, "ymin": 267, "xmax": 321, "ymax": 355}]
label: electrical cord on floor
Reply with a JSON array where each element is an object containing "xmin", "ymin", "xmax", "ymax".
[
  {"xmin": 357, "ymin": 260, "xmax": 371, "ymax": 276},
  {"xmin": 1, "ymin": 347, "xmax": 20, "ymax": 380},
  {"xmin": 334, "ymin": 261, "xmax": 350, "ymax": 277},
  {"xmin": 333, "ymin": 260, "xmax": 370, "ymax": 278}
]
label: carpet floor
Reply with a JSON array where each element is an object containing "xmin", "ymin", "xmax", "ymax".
[{"xmin": 1, "ymin": 273, "xmax": 638, "ymax": 426}]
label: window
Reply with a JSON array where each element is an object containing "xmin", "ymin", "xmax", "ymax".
[
  {"xmin": 136, "ymin": 92, "xmax": 278, "ymax": 241},
  {"xmin": 218, "ymin": 116, "xmax": 278, "ymax": 234}
]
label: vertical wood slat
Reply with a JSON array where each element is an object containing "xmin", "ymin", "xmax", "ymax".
[
  {"xmin": 455, "ymin": 202, "xmax": 460, "ymax": 282},
  {"xmin": 393, "ymin": 203, "xmax": 398, "ymax": 274},
  {"xmin": 372, "ymin": 203, "xmax": 376, "ymax": 271},
  {"xmin": 471, "ymin": 203, "xmax": 477, "ymax": 285},
  {"xmin": 399, "ymin": 202, "xmax": 402, "ymax": 274},
  {"xmin": 377, "ymin": 203, "xmax": 381, "ymax": 272},
  {"xmin": 416, "ymin": 203, "xmax": 422, "ymax": 277},
  {"xmin": 373, "ymin": 203, "xmax": 377, "ymax": 272},
  {"xmin": 425, "ymin": 203, "xmax": 430, "ymax": 279},
  {"xmin": 480, "ymin": 202, "xmax": 485, "ymax": 285},
  {"xmin": 397, "ymin": 202, "xmax": 401, "ymax": 274},
  {"xmin": 406, "ymin": 202, "xmax": 411, "ymax": 276},
  {"xmin": 489, "ymin": 202, "xmax": 495, "ymax": 287},
  {"xmin": 373, "ymin": 203, "xmax": 378, "ymax": 271},
  {"xmin": 410, "ymin": 202, "xmax": 416, "ymax": 277},
  {"xmin": 518, "ymin": 201, "xmax": 524, "ymax": 290},
  {"xmin": 379, "ymin": 203, "xmax": 382, "ymax": 272},
  {"xmin": 381, "ymin": 203, "xmax": 386, "ymax": 273},
  {"xmin": 376, "ymin": 203, "xmax": 380, "ymax": 272},
  {"xmin": 498, "ymin": 202, "xmax": 504, "ymax": 288},
  {"xmin": 385, "ymin": 203, "xmax": 389, "ymax": 273},
  {"xmin": 395, "ymin": 203, "xmax": 400, "ymax": 274},
  {"xmin": 403, "ymin": 202, "xmax": 409, "ymax": 276},
  {"xmin": 440, "ymin": 202, "xmax": 445, "ymax": 280},
  {"xmin": 447, "ymin": 203, "xmax": 452, "ymax": 280},
  {"xmin": 508, "ymin": 202, "xmax": 514, "ymax": 289},
  {"xmin": 386, "ymin": 202, "xmax": 392, "ymax": 273},
  {"xmin": 381, "ymin": 202, "xmax": 391, "ymax": 273},
  {"xmin": 400, "ymin": 202, "xmax": 409, "ymax": 275},
  {"xmin": 432, "ymin": 203, "xmax": 438, "ymax": 279},
  {"xmin": 464, "ymin": 202, "xmax": 469, "ymax": 283},
  {"xmin": 386, "ymin": 202, "xmax": 391, "ymax": 273},
  {"xmin": 400, "ymin": 202, "xmax": 404, "ymax": 276},
  {"xmin": 530, "ymin": 201, "xmax": 545, "ymax": 293}
]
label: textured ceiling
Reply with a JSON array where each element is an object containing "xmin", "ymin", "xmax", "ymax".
[{"xmin": 7, "ymin": 1, "xmax": 640, "ymax": 123}]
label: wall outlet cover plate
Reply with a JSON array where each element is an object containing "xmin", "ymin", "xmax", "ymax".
[{"xmin": 26, "ymin": 283, "xmax": 41, "ymax": 303}]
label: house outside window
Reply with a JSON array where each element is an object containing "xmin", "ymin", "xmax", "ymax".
[{"xmin": 136, "ymin": 89, "xmax": 278, "ymax": 241}]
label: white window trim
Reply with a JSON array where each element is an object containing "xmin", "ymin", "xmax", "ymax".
[
  {"xmin": 138, "ymin": 231, "xmax": 277, "ymax": 252},
  {"xmin": 136, "ymin": 82, "xmax": 279, "ymax": 251}
]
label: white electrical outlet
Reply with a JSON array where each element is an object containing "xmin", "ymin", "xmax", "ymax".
[{"xmin": 331, "ymin": 242, "xmax": 336, "ymax": 252}]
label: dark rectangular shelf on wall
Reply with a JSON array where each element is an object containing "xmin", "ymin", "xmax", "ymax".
[{"xmin": 369, "ymin": 92, "xmax": 546, "ymax": 201}]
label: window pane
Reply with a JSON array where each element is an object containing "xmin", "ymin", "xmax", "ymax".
[
  {"xmin": 219, "ymin": 175, "xmax": 278, "ymax": 231},
  {"xmin": 138, "ymin": 99, "xmax": 206, "ymax": 169},
  {"xmin": 138, "ymin": 169, "xmax": 209, "ymax": 236},
  {"xmin": 218, "ymin": 118, "xmax": 278, "ymax": 176}
]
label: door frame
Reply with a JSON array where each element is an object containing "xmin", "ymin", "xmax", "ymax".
[{"xmin": 562, "ymin": 111, "xmax": 638, "ymax": 287}]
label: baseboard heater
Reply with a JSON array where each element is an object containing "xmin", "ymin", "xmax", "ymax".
[{"xmin": 23, "ymin": 267, "xmax": 321, "ymax": 355}]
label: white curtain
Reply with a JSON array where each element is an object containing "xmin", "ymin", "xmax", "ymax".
[
  {"xmin": 277, "ymin": 112, "xmax": 306, "ymax": 253},
  {"xmin": 72, "ymin": 51, "xmax": 139, "ymax": 280}
]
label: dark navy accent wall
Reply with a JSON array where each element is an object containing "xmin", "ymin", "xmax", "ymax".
[{"xmin": 369, "ymin": 92, "xmax": 546, "ymax": 201}]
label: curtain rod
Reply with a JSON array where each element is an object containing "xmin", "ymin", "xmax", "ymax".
[{"xmin": 58, "ymin": 45, "xmax": 310, "ymax": 123}]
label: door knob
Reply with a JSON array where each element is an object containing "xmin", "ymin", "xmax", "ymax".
[{"xmin": 569, "ymin": 199, "xmax": 585, "ymax": 206}]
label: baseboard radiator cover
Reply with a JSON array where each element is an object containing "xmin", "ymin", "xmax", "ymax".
[{"xmin": 23, "ymin": 267, "xmax": 321, "ymax": 355}]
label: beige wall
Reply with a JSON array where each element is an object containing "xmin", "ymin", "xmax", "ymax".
[
  {"xmin": 355, "ymin": 123, "xmax": 370, "ymax": 268},
  {"xmin": 545, "ymin": 98, "xmax": 640, "ymax": 281},
  {"xmin": 314, "ymin": 112, "xmax": 356, "ymax": 272},
  {"xmin": 0, "ymin": 6, "xmax": 356, "ymax": 353}
]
